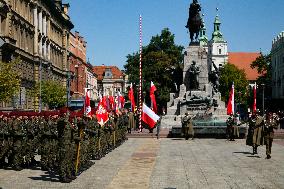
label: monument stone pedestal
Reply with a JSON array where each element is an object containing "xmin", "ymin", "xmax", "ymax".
[{"xmin": 161, "ymin": 43, "xmax": 246, "ymax": 137}]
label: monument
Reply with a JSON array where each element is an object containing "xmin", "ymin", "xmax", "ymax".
[{"xmin": 162, "ymin": 0, "xmax": 246, "ymax": 137}]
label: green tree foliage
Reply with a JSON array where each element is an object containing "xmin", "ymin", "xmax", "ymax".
[
  {"xmin": 250, "ymin": 53, "xmax": 272, "ymax": 110},
  {"xmin": 219, "ymin": 63, "xmax": 248, "ymax": 103},
  {"xmin": 41, "ymin": 80, "xmax": 66, "ymax": 109},
  {"xmin": 124, "ymin": 28, "xmax": 184, "ymax": 112},
  {"xmin": 28, "ymin": 80, "xmax": 66, "ymax": 109},
  {"xmin": 250, "ymin": 53, "xmax": 271, "ymax": 86},
  {"xmin": 0, "ymin": 58, "xmax": 21, "ymax": 102}
]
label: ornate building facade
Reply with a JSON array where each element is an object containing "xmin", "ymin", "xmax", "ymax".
[
  {"xmin": 93, "ymin": 65, "xmax": 126, "ymax": 97},
  {"xmin": 271, "ymin": 31, "xmax": 284, "ymax": 100},
  {"xmin": 0, "ymin": 0, "xmax": 73, "ymax": 110}
]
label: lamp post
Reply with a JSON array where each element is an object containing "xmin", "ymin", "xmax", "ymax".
[
  {"xmin": 261, "ymin": 83, "xmax": 265, "ymax": 116},
  {"xmin": 238, "ymin": 91, "xmax": 241, "ymax": 120},
  {"xmin": 39, "ymin": 59, "xmax": 42, "ymax": 112}
]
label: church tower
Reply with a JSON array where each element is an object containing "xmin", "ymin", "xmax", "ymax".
[
  {"xmin": 208, "ymin": 11, "xmax": 228, "ymax": 71},
  {"xmin": 199, "ymin": 15, "xmax": 208, "ymax": 47}
]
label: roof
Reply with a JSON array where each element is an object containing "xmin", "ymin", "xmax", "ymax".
[
  {"xmin": 228, "ymin": 52, "xmax": 261, "ymax": 81},
  {"xmin": 93, "ymin": 65, "xmax": 124, "ymax": 81}
]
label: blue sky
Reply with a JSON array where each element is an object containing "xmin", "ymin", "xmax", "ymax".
[{"xmin": 66, "ymin": 0, "xmax": 284, "ymax": 69}]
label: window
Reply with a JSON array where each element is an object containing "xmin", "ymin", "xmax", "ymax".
[
  {"xmin": 217, "ymin": 25, "xmax": 219, "ymax": 30},
  {"xmin": 219, "ymin": 49, "xmax": 222, "ymax": 55}
]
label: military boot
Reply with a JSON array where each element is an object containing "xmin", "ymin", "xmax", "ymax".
[{"xmin": 59, "ymin": 176, "xmax": 72, "ymax": 183}]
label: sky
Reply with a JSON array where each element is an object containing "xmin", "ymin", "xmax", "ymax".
[{"xmin": 66, "ymin": 0, "xmax": 284, "ymax": 70}]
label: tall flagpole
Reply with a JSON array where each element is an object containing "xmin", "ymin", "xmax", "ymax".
[{"xmin": 139, "ymin": 15, "xmax": 142, "ymax": 132}]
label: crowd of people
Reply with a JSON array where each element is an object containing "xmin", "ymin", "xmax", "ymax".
[{"xmin": 0, "ymin": 109, "xmax": 129, "ymax": 183}]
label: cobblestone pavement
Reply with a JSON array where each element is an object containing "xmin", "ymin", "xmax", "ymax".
[{"xmin": 1, "ymin": 138, "xmax": 284, "ymax": 189}]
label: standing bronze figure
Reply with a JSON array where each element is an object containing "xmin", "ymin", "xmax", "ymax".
[{"xmin": 185, "ymin": 0, "xmax": 203, "ymax": 42}]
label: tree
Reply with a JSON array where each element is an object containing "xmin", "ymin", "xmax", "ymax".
[
  {"xmin": 0, "ymin": 58, "xmax": 21, "ymax": 102},
  {"xmin": 219, "ymin": 63, "xmax": 249, "ymax": 103},
  {"xmin": 28, "ymin": 80, "xmax": 66, "ymax": 109},
  {"xmin": 124, "ymin": 28, "xmax": 184, "ymax": 112},
  {"xmin": 41, "ymin": 80, "xmax": 66, "ymax": 109},
  {"xmin": 250, "ymin": 53, "xmax": 272, "ymax": 110}
]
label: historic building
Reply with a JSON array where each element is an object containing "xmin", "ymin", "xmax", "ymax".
[
  {"xmin": 228, "ymin": 52, "xmax": 261, "ymax": 83},
  {"xmin": 86, "ymin": 61, "xmax": 98, "ymax": 101},
  {"xmin": 0, "ymin": 0, "xmax": 73, "ymax": 110},
  {"xmin": 68, "ymin": 31, "xmax": 87, "ymax": 97},
  {"xmin": 271, "ymin": 31, "xmax": 284, "ymax": 100},
  {"xmin": 93, "ymin": 65, "xmax": 126, "ymax": 97},
  {"xmin": 207, "ymin": 14, "xmax": 228, "ymax": 72}
]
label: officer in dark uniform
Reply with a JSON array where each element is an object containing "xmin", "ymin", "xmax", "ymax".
[{"xmin": 264, "ymin": 112, "xmax": 279, "ymax": 159}]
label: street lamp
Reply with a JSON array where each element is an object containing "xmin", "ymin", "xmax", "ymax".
[
  {"xmin": 261, "ymin": 83, "xmax": 265, "ymax": 116},
  {"xmin": 39, "ymin": 59, "xmax": 42, "ymax": 112}
]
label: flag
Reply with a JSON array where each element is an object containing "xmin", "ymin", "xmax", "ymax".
[
  {"xmin": 85, "ymin": 89, "xmax": 92, "ymax": 117},
  {"xmin": 96, "ymin": 96, "xmax": 109, "ymax": 126},
  {"xmin": 128, "ymin": 83, "xmax": 136, "ymax": 111},
  {"xmin": 150, "ymin": 81, "xmax": 157, "ymax": 113},
  {"xmin": 142, "ymin": 103, "xmax": 160, "ymax": 129},
  {"xmin": 253, "ymin": 82, "xmax": 257, "ymax": 114},
  {"xmin": 227, "ymin": 82, "xmax": 234, "ymax": 115}
]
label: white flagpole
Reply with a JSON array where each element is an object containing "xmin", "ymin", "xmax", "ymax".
[{"xmin": 139, "ymin": 15, "xmax": 143, "ymax": 132}]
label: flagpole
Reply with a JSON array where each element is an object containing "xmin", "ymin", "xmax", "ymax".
[{"xmin": 139, "ymin": 15, "xmax": 142, "ymax": 132}]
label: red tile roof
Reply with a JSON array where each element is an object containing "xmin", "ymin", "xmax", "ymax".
[
  {"xmin": 228, "ymin": 52, "xmax": 261, "ymax": 81},
  {"xmin": 93, "ymin": 65, "xmax": 124, "ymax": 81}
]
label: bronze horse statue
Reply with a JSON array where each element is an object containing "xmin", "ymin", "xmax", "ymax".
[{"xmin": 185, "ymin": 0, "xmax": 203, "ymax": 42}]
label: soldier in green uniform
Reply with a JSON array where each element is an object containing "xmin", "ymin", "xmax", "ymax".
[
  {"xmin": 264, "ymin": 112, "xmax": 279, "ymax": 159},
  {"xmin": 251, "ymin": 111, "xmax": 264, "ymax": 155},
  {"xmin": 182, "ymin": 112, "xmax": 194, "ymax": 140},
  {"xmin": 57, "ymin": 113, "xmax": 76, "ymax": 183},
  {"xmin": 11, "ymin": 116, "xmax": 25, "ymax": 171},
  {"xmin": 24, "ymin": 115, "xmax": 37, "ymax": 167},
  {"xmin": 0, "ymin": 114, "xmax": 10, "ymax": 168}
]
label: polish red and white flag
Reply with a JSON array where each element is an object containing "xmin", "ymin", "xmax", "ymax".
[
  {"xmin": 150, "ymin": 81, "xmax": 157, "ymax": 113},
  {"xmin": 85, "ymin": 89, "xmax": 92, "ymax": 118},
  {"xmin": 128, "ymin": 83, "xmax": 136, "ymax": 111},
  {"xmin": 142, "ymin": 103, "xmax": 160, "ymax": 129},
  {"xmin": 96, "ymin": 96, "xmax": 109, "ymax": 126},
  {"xmin": 253, "ymin": 82, "xmax": 257, "ymax": 114},
  {"xmin": 227, "ymin": 82, "xmax": 234, "ymax": 115}
]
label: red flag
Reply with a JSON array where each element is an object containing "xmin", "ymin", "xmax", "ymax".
[
  {"xmin": 142, "ymin": 103, "xmax": 160, "ymax": 129},
  {"xmin": 96, "ymin": 97, "xmax": 109, "ymax": 126},
  {"xmin": 128, "ymin": 83, "xmax": 136, "ymax": 111},
  {"xmin": 85, "ymin": 89, "xmax": 92, "ymax": 117},
  {"xmin": 150, "ymin": 81, "xmax": 157, "ymax": 113},
  {"xmin": 120, "ymin": 95, "xmax": 125, "ymax": 108},
  {"xmin": 253, "ymin": 83, "xmax": 257, "ymax": 114},
  {"xmin": 227, "ymin": 83, "xmax": 234, "ymax": 115},
  {"xmin": 109, "ymin": 96, "xmax": 114, "ymax": 110}
]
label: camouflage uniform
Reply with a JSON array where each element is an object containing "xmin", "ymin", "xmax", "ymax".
[
  {"xmin": 0, "ymin": 116, "xmax": 11, "ymax": 168},
  {"xmin": 57, "ymin": 116, "xmax": 75, "ymax": 183},
  {"xmin": 11, "ymin": 117, "xmax": 25, "ymax": 171}
]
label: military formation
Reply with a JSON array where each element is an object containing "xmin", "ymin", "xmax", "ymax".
[{"xmin": 0, "ymin": 109, "xmax": 129, "ymax": 183}]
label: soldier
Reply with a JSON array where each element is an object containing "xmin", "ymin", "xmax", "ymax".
[
  {"xmin": 182, "ymin": 112, "xmax": 194, "ymax": 140},
  {"xmin": 250, "ymin": 110, "xmax": 264, "ymax": 155},
  {"xmin": 0, "ymin": 114, "xmax": 10, "ymax": 168},
  {"xmin": 10, "ymin": 116, "xmax": 25, "ymax": 171},
  {"xmin": 57, "ymin": 112, "xmax": 76, "ymax": 183},
  {"xmin": 226, "ymin": 114, "xmax": 239, "ymax": 141},
  {"xmin": 24, "ymin": 115, "xmax": 37, "ymax": 168},
  {"xmin": 264, "ymin": 112, "xmax": 279, "ymax": 159},
  {"xmin": 127, "ymin": 109, "xmax": 135, "ymax": 134}
]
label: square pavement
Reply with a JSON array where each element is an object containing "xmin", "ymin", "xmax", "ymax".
[{"xmin": 1, "ymin": 138, "xmax": 284, "ymax": 189}]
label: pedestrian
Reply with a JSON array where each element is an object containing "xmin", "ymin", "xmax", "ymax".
[{"xmin": 264, "ymin": 112, "xmax": 279, "ymax": 159}]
